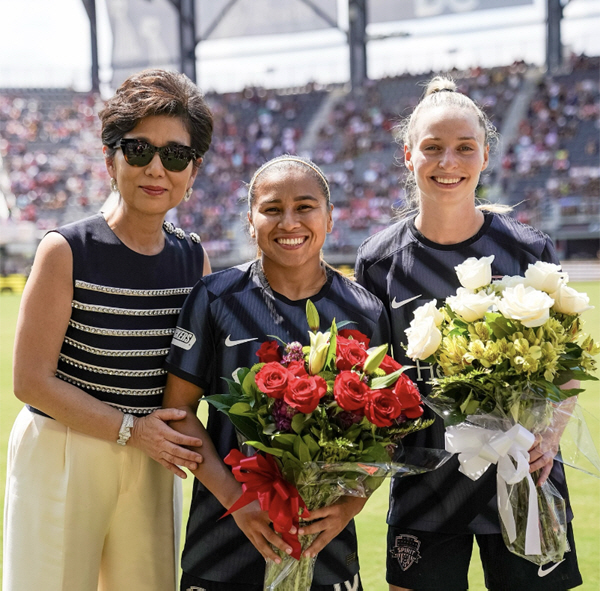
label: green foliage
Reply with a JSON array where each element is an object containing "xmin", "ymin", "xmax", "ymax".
[
  {"xmin": 426, "ymin": 285, "xmax": 600, "ymax": 426},
  {"xmin": 205, "ymin": 299, "xmax": 430, "ymax": 486},
  {"xmin": 1, "ymin": 290, "xmax": 599, "ymax": 588}
]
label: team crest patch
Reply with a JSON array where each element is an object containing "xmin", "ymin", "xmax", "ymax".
[
  {"xmin": 391, "ymin": 534, "xmax": 421, "ymax": 571},
  {"xmin": 172, "ymin": 327, "xmax": 196, "ymax": 350}
]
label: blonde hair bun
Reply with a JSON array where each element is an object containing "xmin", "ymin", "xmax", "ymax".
[{"xmin": 424, "ymin": 76, "xmax": 457, "ymax": 97}]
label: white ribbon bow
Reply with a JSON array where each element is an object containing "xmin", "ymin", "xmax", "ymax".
[{"xmin": 445, "ymin": 423, "xmax": 541, "ymax": 556}]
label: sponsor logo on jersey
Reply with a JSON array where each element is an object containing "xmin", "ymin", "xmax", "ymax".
[
  {"xmin": 172, "ymin": 327, "xmax": 196, "ymax": 350},
  {"xmin": 391, "ymin": 294, "xmax": 422, "ymax": 309},
  {"xmin": 538, "ymin": 559, "xmax": 564, "ymax": 578},
  {"xmin": 390, "ymin": 534, "xmax": 422, "ymax": 571},
  {"xmin": 225, "ymin": 335, "xmax": 258, "ymax": 347}
]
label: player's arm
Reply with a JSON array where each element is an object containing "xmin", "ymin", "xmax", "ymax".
[
  {"xmin": 163, "ymin": 373, "xmax": 293, "ymax": 561},
  {"xmin": 13, "ymin": 232, "xmax": 203, "ymax": 474}
]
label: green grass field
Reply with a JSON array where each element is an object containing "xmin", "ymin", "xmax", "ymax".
[{"xmin": 1, "ymin": 286, "xmax": 599, "ymax": 589}]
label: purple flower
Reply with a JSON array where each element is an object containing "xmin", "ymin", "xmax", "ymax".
[
  {"xmin": 394, "ymin": 413, "xmax": 408, "ymax": 425},
  {"xmin": 282, "ymin": 341, "xmax": 304, "ymax": 364},
  {"xmin": 334, "ymin": 410, "xmax": 364, "ymax": 430},
  {"xmin": 271, "ymin": 398, "xmax": 299, "ymax": 432}
]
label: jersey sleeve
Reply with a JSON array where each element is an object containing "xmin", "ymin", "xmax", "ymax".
[
  {"xmin": 354, "ymin": 248, "xmax": 371, "ymax": 291},
  {"xmin": 541, "ymin": 236, "xmax": 560, "ymax": 265},
  {"xmin": 165, "ymin": 280, "xmax": 215, "ymax": 389},
  {"xmin": 369, "ymin": 303, "xmax": 392, "ymax": 349},
  {"xmin": 355, "ymin": 245, "xmax": 392, "ymax": 308}
]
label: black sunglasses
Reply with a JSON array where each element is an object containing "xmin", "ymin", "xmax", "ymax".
[{"xmin": 111, "ymin": 138, "xmax": 199, "ymax": 172}]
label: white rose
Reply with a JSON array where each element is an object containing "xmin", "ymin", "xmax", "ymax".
[
  {"xmin": 492, "ymin": 275, "xmax": 525, "ymax": 290},
  {"xmin": 413, "ymin": 300, "xmax": 444, "ymax": 327},
  {"xmin": 455, "ymin": 255, "xmax": 495, "ymax": 290},
  {"xmin": 524, "ymin": 261, "xmax": 568, "ymax": 293},
  {"xmin": 405, "ymin": 317, "xmax": 442, "ymax": 361},
  {"xmin": 497, "ymin": 284, "xmax": 555, "ymax": 328},
  {"xmin": 550, "ymin": 284, "xmax": 593, "ymax": 315},
  {"xmin": 446, "ymin": 288, "xmax": 497, "ymax": 322}
]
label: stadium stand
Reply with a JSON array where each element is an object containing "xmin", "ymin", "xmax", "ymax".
[
  {"xmin": 1, "ymin": 56, "xmax": 598, "ymax": 269},
  {"xmin": 500, "ymin": 54, "xmax": 599, "ymax": 259}
]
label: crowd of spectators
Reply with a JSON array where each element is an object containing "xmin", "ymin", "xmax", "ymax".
[
  {"xmin": 500, "ymin": 54, "xmax": 599, "ymax": 231},
  {"xmin": 1, "ymin": 55, "xmax": 597, "ymax": 263},
  {"xmin": 0, "ymin": 91, "xmax": 107, "ymax": 230}
]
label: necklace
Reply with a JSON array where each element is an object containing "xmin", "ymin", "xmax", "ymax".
[
  {"xmin": 255, "ymin": 261, "xmax": 284, "ymax": 326},
  {"xmin": 255, "ymin": 260, "xmax": 330, "ymax": 326}
]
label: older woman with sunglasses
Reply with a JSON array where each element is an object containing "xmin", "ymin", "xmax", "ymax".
[{"xmin": 4, "ymin": 69, "xmax": 213, "ymax": 591}]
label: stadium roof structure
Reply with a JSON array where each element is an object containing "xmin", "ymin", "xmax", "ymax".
[{"xmin": 78, "ymin": 0, "xmax": 569, "ymax": 93}]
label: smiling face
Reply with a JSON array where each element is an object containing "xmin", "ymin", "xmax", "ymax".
[
  {"xmin": 404, "ymin": 105, "xmax": 489, "ymax": 210},
  {"xmin": 248, "ymin": 164, "xmax": 333, "ymax": 275},
  {"xmin": 105, "ymin": 114, "xmax": 200, "ymax": 218}
]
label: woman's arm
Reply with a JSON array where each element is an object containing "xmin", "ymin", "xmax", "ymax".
[
  {"xmin": 529, "ymin": 381, "xmax": 579, "ymax": 486},
  {"xmin": 13, "ymin": 232, "xmax": 203, "ymax": 475},
  {"xmin": 163, "ymin": 373, "xmax": 293, "ymax": 561}
]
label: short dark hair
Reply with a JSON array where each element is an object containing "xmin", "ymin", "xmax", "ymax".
[{"xmin": 99, "ymin": 69, "xmax": 213, "ymax": 162}]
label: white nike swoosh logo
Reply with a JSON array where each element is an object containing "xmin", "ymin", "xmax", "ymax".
[
  {"xmin": 225, "ymin": 335, "xmax": 258, "ymax": 347},
  {"xmin": 391, "ymin": 294, "xmax": 422, "ymax": 309},
  {"xmin": 538, "ymin": 559, "xmax": 564, "ymax": 577}
]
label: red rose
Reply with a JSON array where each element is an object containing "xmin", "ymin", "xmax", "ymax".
[
  {"xmin": 333, "ymin": 371, "xmax": 368, "ymax": 412},
  {"xmin": 393, "ymin": 373, "xmax": 422, "ymax": 407},
  {"xmin": 393, "ymin": 374, "xmax": 424, "ymax": 419},
  {"xmin": 286, "ymin": 360, "xmax": 307, "ymax": 378},
  {"xmin": 284, "ymin": 375, "xmax": 327, "ymax": 414},
  {"xmin": 379, "ymin": 354, "xmax": 402, "ymax": 374},
  {"xmin": 338, "ymin": 329, "xmax": 370, "ymax": 347},
  {"xmin": 256, "ymin": 341, "xmax": 282, "ymax": 363},
  {"xmin": 336, "ymin": 336, "xmax": 368, "ymax": 371},
  {"xmin": 403, "ymin": 405, "xmax": 424, "ymax": 419},
  {"xmin": 364, "ymin": 388, "xmax": 402, "ymax": 427},
  {"xmin": 255, "ymin": 362, "xmax": 289, "ymax": 399}
]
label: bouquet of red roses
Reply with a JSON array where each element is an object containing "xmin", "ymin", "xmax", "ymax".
[{"xmin": 206, "ymin": 301, "xmax": 447, "ymax": 591}]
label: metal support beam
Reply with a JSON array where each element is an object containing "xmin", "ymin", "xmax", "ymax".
[
  {"xmin": 81, "ymin": 0, "xmax": 100, "ymax": 92},
  {"xmin": 546, "ymin": 0, "xmax": 564, "ymax": 74},
  {"xmin": 348, "ymin": 0, "xmax": 367, "ymax": 92},
  {"xmin": 170, "ymin": 0, "xmax": 198, "ymax": 82},
  {"xmin": 297, "ymin": 0, "xmax": 338, "ymax": 29},
  {"xmin": 199, "ymin": 0, "xmax": 239, "ymax": 41}
]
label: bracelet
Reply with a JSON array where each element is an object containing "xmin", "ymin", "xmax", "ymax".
[{"xmin": 117, "ymin": 413, "xmax": 135, "ymax": 446}]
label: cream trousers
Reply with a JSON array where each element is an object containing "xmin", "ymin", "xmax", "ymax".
[{"xmin": 3, "ymin": 408, "xmax": 182, "ymax": 591}]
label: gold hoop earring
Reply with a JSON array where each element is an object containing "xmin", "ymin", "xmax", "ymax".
[
  {"xmin": 110, "ymin": 178, "xmax": 119, "ymax": 194},
  {"xmin": 184, "ymin": 188, "xmax": 193, "ymax": 202}
]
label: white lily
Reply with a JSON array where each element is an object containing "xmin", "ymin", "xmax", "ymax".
[{"xmin": 308, "ymin": 330, "xmax": 330, "ymax": 375}]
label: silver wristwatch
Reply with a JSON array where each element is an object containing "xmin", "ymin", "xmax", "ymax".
[{"xmin": 117, "ymin": 413, "xmax": 135, "ymax": 446}]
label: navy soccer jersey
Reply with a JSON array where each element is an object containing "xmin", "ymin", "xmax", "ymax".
[
  {"xmin": 355, "ymin": 212, "xmax": 572, "ymax": 534},
  {"xmin": 165, "ymin": 260, "xmax": 390, "ymax": 586}
]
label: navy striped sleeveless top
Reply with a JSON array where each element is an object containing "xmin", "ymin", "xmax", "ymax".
[{"xmin": 45, "ymin": 213, "xmax": 204, "ymax": 416}]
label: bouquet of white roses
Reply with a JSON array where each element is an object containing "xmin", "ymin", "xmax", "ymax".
[
  {"xmin": 207, "ymin": 301, "xmax": 447, "ymax": 590},
  {"xmin": 405, "ymin": 256, "xmax": 599, "ymax": 565}
]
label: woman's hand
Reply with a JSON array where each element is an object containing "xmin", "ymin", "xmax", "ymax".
[
  {"xmin": 529, "ymin": 388, "xmax": 579, "ymax": 487},
  {"xmin": 528, "ymin": 433, "xmax": 558, "ymax": 486},
  {"xmin": 231, "ymin": 499, "xmax": 293, "ymax": 562},
  {"xmin": 129, "ymin": 408, "xmax": 204, "ymax": 478},
  {"xmin": 298, "ymin": 496, "xmax": 368, "ymax": 558}
]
